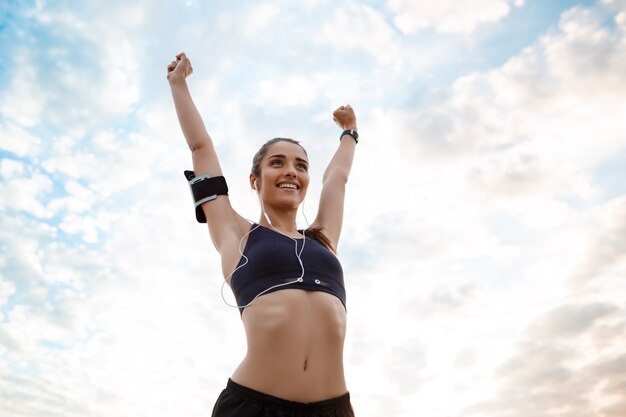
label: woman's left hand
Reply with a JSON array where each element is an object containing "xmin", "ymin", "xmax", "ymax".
[{"xmin": 333, "ymin": 105, "xmax": 357, "ymax": 131}]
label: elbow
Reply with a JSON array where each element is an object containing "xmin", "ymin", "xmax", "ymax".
[
  {"xmin": 189, "ymin": 142, "xmax": 204, "ymax": 153},
  {"xmin": 188, "ymin": 134, "xmax": 213, "ymax": 153},
  {"xmin": 191, "ymin": 142, "xmax": 213, "ymax": 156}
]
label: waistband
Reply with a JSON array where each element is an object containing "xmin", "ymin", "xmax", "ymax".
[{"xmin": 225, "ymin": 378, "xmax": 351, "ymax": 412}]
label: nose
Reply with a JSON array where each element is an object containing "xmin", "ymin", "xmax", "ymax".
[{"xmin": 284, "ymin": 163, "xmax": 297, "ymax": 177}]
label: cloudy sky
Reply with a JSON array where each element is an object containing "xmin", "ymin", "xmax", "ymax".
[{"xmin": 1, "ymin": 0, "xmax": 626, "ymax": 416}]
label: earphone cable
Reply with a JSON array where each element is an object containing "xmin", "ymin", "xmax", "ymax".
[{"xmin": 220, "ymin": 191, "xmax": 306, "ymax": 311}]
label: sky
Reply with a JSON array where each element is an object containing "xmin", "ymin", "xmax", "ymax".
[{"xmin": 1, "ymin": 0, "xmax": 626, "ymax": 416}]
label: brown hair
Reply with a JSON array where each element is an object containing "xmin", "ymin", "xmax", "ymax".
[{"xmin": 251, "ymin": 138, "xmax": 336, "ymax": 253}]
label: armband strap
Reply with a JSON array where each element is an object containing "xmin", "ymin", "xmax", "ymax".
[{"xmin": 183, "ymin": 170, "xmax": 228, "ymax": 223}]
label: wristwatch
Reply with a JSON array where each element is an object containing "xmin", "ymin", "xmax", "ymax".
[{"xmin": 340, "ymin": 129, "xmax": 359, "ymax": 144}]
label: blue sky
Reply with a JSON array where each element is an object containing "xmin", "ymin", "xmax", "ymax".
[{"xmin": 1, "ymin": 1, "xmax": 626, "ymax": 416}]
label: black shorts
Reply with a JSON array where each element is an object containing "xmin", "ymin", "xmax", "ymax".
[{"xmin": 211, "ymin": 378, "xmax": 356, "ymax": 417}]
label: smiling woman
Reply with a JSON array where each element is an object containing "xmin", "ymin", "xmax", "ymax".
[{"xmin": 167, "ymin": 52, "xmax": 358, "ymax": 417}]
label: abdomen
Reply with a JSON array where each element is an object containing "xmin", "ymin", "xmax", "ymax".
[{"xmin": 231, "ymin": 289, "xmax": 348, "ymax": 402}]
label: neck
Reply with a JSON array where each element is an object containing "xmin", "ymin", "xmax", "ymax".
[{"xmin": 259, "ymin": 206, "xmax": 300, "ymax": 235}]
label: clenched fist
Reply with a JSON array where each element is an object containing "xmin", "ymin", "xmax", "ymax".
[
  {"xmin": 167, "ymin": 52, "xmax": 193, "ymax": 84},
  {"xmin": 333, "ymin": 105, "xmax": 357, "ymax": 131}
]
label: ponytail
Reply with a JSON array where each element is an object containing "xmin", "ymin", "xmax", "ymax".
[{"xmin": 305, "ymin": 226, "xmax": 335, "ymax": 253}]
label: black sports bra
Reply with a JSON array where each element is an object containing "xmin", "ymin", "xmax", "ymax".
[{"xmin": 230, "ymin": 224, "xmax": 347, "ymax": 316}]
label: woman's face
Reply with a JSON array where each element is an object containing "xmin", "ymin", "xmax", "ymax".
[{"xmin": 253, "ymin": 141, "xmax": 310, "ymax": 209}]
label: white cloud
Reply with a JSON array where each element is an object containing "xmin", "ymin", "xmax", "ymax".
[
  {"xmin": 58, "ymin": 214, "xmax": 100, "ymax": 243},
  {"xmin": 0, "ymin": 122, "xmax": 43, "ymax": 157},
  {"xmin": 525, "ymin": 302, "xmax": 620, "ymax": 338},
  {"xmin": 379, "ymin": 3, "xmax": 626, "ymax": 214},
  {"xmin": 0, "ymin": 276, "xmax": 16, "ymax": 307},
  {"xmin": 0, "ymin": 172, "xmax": 54, "ymax": 218},
  {"xmin": 96, "ymin": 38, "xmax": 140, "ymax": 114},
  {"xmin": 388, "ymin": 0, "xmax": 518, "ymax": 34},
  {"xmin": 239, "ymin": 2, "xmax": 284, "ymax": 40},
  {"xmin": 0, "ymin": 4, "xmax": 142, "ymax": 140},
  {"xmin": 248, "ymin": 71, "xmax": 369, "ymax": 109},
  {"xmin": 0, "ymin": 50, "xmax": 46, "ymax": 128},
  {"xmin": 566, "ymin": 196, "xmax": 626, "ymax": 293},
  {"xmin": 253, "ymin": 75, "xmax": 319, "ymax": 108},
  {"xmin": 41, "ymin": 132, "xmax": 161, "ymax": 197},
  {"xmin": 467, "ymin": 301, "xmax": 626, "ymax": 417},
  {"xmin": 0, "ymin": 159, "xmax": 25, "ymax": 178},
  {"xmin": 0, "ymin": 201, "xmax": 229, "ymax": 414},
  {"xmin": 315, "ymin": 4, "xmax": 404, "ymax": 69},
  {"xmin": 91, "ymin": 131, "xmax": 121, "ymax": 152},
  {"xmin": 48, "ymin": 181, "xmax": 97, "ymax": 214}
]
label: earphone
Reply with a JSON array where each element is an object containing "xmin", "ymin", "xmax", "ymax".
[
  {"xmin": 220, "ymin": 178, "xmax": 307, "ymax": 311},
  {"xmin": 253, "ymin": 181, "xmax": 275, "ymax": 226}
]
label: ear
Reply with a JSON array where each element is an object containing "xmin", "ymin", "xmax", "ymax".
[{"xmin": 249, "ymin": 174, "xmax": 257, "ymax": 190}]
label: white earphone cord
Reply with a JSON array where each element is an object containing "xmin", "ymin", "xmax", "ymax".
[{"xmin": 220, "ymin": 192, "xmax": 307, "ymax": 310}]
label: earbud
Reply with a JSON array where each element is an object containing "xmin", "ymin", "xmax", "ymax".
[{"xmin": 252, "ymin": 179, "xmax": 258, "ymax": 190}]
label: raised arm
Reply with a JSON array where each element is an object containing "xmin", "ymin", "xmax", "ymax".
[
  {"xmin": 311, "ymin": 105, "xmax": 358, "ymax": 251},
  {"xmin": 167, "ymin": 53, "xmax": 248, "ymax": 253},
  {"xmin": 168, "ymin": 53, "xmax": 222, "ymax": 174}
]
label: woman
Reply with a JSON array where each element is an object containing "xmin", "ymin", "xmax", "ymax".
[{"xmin": 167, "ymin": 52, "xmax": 357, "ymax": 417}]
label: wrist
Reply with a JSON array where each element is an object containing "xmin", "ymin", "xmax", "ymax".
[
  {"xmin": 340, "ymin": 129, "xmax": 359, "ymax": 144},
  {"xmin": 168, "ymin": 75, "xmax": 187, "ymax": 87}
]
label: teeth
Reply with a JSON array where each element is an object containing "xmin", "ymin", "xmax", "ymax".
[{"xmin": 279, "ymin": 183, "xmax": 297, "ymax": 189}]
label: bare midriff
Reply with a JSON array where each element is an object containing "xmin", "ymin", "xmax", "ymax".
[{"xmin": 230, "ymin": 288, "xmax": 348, "ymax": 403}]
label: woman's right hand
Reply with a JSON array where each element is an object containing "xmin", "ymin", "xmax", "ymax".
[{"xmin": 167, "ymin": 52, "xmax": 193, "ymax": 84}]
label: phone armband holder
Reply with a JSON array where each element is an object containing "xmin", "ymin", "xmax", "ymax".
[{"xmin": 184, "ymin": 170, "xmax": 228, "ymax": 223}]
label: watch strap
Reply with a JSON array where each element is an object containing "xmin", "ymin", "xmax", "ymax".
[{"xmin": 340, "ymin": 129, "xmax": 359, "ymax": 144}]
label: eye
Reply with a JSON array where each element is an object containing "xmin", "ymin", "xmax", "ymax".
[
  {"xmin": 270, "ymin": 159, "xmax": 283, "ymax": 166},
  {"xmin": 297, "ymin": 162, "xmax": 308, "ymax": 171}
]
